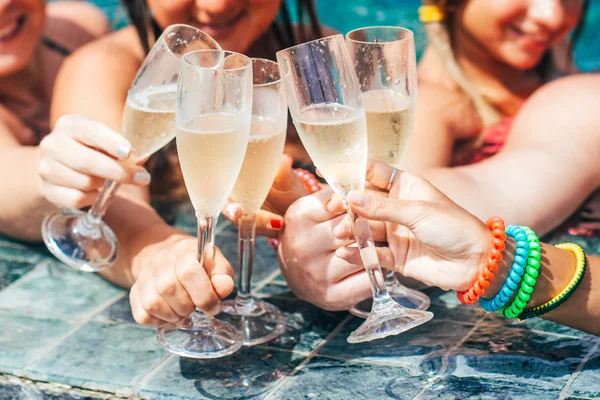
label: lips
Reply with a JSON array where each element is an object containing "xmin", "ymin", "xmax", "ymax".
[
  {"xmin": 191, "ymin": 11, "xmax": 247, "ymax": 38},
  {"xmin": 0, "ymin": 15, "xmax": 26, "ymax": 43},
  {"xmin": 509, "ymin": 25, "xmax": 552, "ymax": 48}
]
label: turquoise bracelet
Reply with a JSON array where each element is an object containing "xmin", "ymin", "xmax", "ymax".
[
  {"xmin": 479, "ymin": 225, "xmax": 529, "ymax": 312},
  {"xmin": 500, "ymin": 226, "xmax": 541, "ymax": 318}
]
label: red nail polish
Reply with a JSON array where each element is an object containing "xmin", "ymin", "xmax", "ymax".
[{"xmin": 270, "ymin": 219, "xmax": 283, "ymax": 229}]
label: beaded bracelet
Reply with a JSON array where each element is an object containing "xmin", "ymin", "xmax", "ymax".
[
  {"xmin": 457, "ymin": 217, "xmax": 506, "ymax": 305},
  {"xmin": 500, "ymin": 226, "xmax": 541, "ymax": 318},
  {"xmin": 518, "ymin": 243, "xmax": 587, "ymax": 320},
  {"xmin": 480, "ymin": 225, "xmax": 530, "ymax": 312}
]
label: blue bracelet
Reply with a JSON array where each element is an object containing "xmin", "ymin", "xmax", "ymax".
[{"xmin": 479, "ymin": 225, "xmax": 530, "ymax": 312}]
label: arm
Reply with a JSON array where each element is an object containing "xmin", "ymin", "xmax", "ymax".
[{"xmin": 418, "ymin": 75, "xmax": 600, "ymax": 234}]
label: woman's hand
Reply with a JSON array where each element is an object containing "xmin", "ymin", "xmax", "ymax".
[
  {"xmin": 129, "ymin": 235, "xmax": 235, "ymax": 326},
  {"xmin": 38, "ymin": 115, "xmax": 151, "ymax": 209},
  {"xmin": 332, "ymin": 160, "xmax": 491, "ymax": 292},
  {"xmin": 277, "ymin": 187, "xmax": 392, "ymax": 311},
  {"xmin": 223, "ymin": 154, "xmax": 308, "ymax": 237}
]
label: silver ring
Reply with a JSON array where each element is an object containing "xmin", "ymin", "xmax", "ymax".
[{"xmin": 386, "ymin": 167, "xmax": 398, "ymax": 191}]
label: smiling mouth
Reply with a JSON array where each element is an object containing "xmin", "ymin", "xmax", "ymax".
[
  {"xmin": 0, "ymin": 15, "xmax": 26, "ymax": 43},
  {"xmin": 192, "ymin": 11, "xmax": 247, "ymax": 37},
  {"xmin": 509, "ymin": 25, "xmax": 552, "ymax": 47}
]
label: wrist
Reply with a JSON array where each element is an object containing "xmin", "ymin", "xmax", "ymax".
[{"xmin": 482, "ymin": 236, "xmax": 515, "ymax": 300}]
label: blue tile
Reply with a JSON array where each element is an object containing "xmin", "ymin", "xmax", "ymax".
[
  {"xmin": 0, "ymin": 261, "xmax": 123, "ymax": 319},
  {"xmin": 269, "ymin": 357, "xmax": 428, "ymax": 400},
  {"xmin": 0, "ymin": 375, "xmax": 110, "ymax": 399},
  {"xmin": 0, "ymin": 237, "xmax": 47, "ymax": 290},
  {"xmin": 259, "ymin": 297, "xmax": 347, "ymax": 354},
  {"xmin": 92, "ymin": 292, "xmax": 141, "ymax": 326},
  {"xmin": 139, "ymin": 347, "xmax": 305, "ymax": 400},
  {"xmin": 318, "ymin": 318, "xmax": 474, "ymax": 374},
  {"xmin": 215, "ymin": 235, "xmax": 279, "ymax": 286},
  {"xmin": 447, "ymin": 324, "xmax": 597, "ymax": 393},
  {"xmin": 0, "ymin": 309, "xmax": 75, "ymax": 374},
  {"xmin": 255, "ymin": 283, "xmax": 296, "ymax": 299},
  {"xmin": 26, "ymin": 321, "xmax": 168, "ymax": 395},
  {"xmin": 567, "ymin": 346, "xmax": 600, "ymax": 398},
  {"xmin": 422, "ymin": 376, "xmax": 562, "ymax": 400}
]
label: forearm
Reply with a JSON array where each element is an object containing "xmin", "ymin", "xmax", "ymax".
[
  {"xmin": 0, "ymin": 146, "xmax": 56, "ymax": 241},
  {"xmin": 485, "ymin": 240, "xmax": 600, "ymax": 335}
]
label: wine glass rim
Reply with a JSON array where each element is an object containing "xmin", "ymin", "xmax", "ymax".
[
  {"xmin": 251, "ymin": 58, "xmax": 282, "ymax": 87},
  {"xmin": 346, "ymin": 26, "xmax": 414, "ymax": 44},
  {"xmin": 275, "ymin": 33, "xmax": 345, "ymax": 56},
  {"xmin": 181, "ymin": 49, "xmax": 252, "ymax": 72}
]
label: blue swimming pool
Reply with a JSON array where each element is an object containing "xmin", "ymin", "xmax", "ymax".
[{"xmin": 91, "ymin": 0, "xmax": 599, "ymax": 71}]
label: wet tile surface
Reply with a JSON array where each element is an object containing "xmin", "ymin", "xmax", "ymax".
[{"xmin": 0, "ymin": 217, "xmax": 598, "ymax": 399}]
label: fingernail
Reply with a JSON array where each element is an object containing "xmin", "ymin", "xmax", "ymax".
[
  {"xmin": 134, "ymin": 171, "xmax": 151, "ymax": 185},
  {"xmin": 325, "ymin": 196, "xmax": 335, "ymax": 212},
  {"xmin": 270, "ymin": 218, "xmax": 283, "ymax": 229},
  {"xmin": 284, "ymin": 153, "xmax": 294, "ymax": 163},
  {"xmin": 208, "ymin": 303, "xmax": 221, "ymax": 315},
  {"xmin": 347, "ymin": 190, "xmax": 368, "ymax": 207},
  {"xmin": 226, "ymin": 203, "xmax": 240, "ymax": 218},
  {"xmin": 335, "ymin": 248, "xmax": 343, "ymax": 258},
  {"xmin": 116, "ymin": 143, "xmax": 131, "ymax": 159}
]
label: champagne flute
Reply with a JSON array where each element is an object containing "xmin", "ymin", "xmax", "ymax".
[
  {"xmin": 220, "ymin": 59, "xmax": 287, "ymax": 346},
  {"xmin": 41, "ymin": 24, "xmax": 220, "ymax": 272},
  {"xmin": 276, "ymin": 35, "xmax": 433, "ymax": 344},
  {"xmin": 157, "ymin": 49, "xmax": 253, "ymax": 358},
  {"xmin": 346, "ymin": 26, "xmax": 431, "ymax": 317}
]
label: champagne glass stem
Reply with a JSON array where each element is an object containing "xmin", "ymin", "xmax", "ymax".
[
  {"xmin": 235, "ymin": 214, "xmax": 257, "ymax": 314},
  {"xmin": 384, "ymin": 269, "xmax": 397, "ymax": 287},
  {"xmin": 192, "ymin": 214, "xmax": 218, "ymax": 324},
  {"xmin": 76, "ymin": 180, "xmax": 121, "ymax": 237},
  {"xmin": 344, "ymin": 200, "xmax": 395, "ymax": 312}
]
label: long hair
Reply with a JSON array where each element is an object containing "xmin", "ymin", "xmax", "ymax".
[
  {"xmin": 421, "ymin": 0, "xmax": 589, "ymax": 147},
  {"xmin": 121, "ymin": 0, "xmax": 323, "ymax": 201}
]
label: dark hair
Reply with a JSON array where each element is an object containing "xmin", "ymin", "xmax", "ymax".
[{"xmin": 121, "ymin": 0, "xmax": 323, "ymax": 202}]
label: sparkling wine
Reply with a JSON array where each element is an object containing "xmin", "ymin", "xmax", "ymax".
[
  {"xmin": 363, "ymin": 89, "xmax": 414, "ymax": 168},
  {"xmin": 293, "ymin": 104, "xmax": 367, "ymax": 197},
  {"xmin": 230, "ymin": 117, "xmax": 286, "ymax": 215},
  {"xmin": 177, "ymin": 113, "xmax": 250, "ymax": 217},
  {"xmin": 121, "ymin": 85, "xmax": 177, "ymax": 162}
]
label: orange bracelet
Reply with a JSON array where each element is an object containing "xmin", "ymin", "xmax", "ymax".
[{"xmin": 457, "ymin": 217, "xmax": 507, "ymax": 305}]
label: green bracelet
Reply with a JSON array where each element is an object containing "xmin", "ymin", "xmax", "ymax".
[
  {"xmin": 500, "ymin": 226, "xmax": 541, "ymax": 318},
  {"xmin": 518, "ymin": 243, "xmax": 587, "ymax": 320}
]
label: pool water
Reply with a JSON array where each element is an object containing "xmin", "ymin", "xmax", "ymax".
[{"xmin": 92, "ymin": 0, "xmax": 599, "ymax": 71}]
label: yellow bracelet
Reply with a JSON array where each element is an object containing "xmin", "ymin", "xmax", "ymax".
[
  {"xmin": 518, "ymin": 243, "xmax": 587, "ymax": 320},
  {"xmin": 418, "ymin": 5, "xmax": 446, "ymax": 23}
]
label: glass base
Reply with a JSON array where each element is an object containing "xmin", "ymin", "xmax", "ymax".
[
  {"xmin": 41, "ymin": 209, "xmax": 118, "ymax": 272},
  {"xmin": 349, "ymin": 281, "xmax": 430, "ymax": 318},
  {"xmin": 157, "ymin": 311, "xmax": 243, "ymax": 359},
  {"xmin": 220, "ymin": 299, "xmax": 286, "ymax": 346},
  {"xmin": 347, "ymin": 298, "xmax": 433, "ymax": 344}
]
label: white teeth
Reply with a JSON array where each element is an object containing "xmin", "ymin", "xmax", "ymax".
[{"xmin": 0, "ymin": 21, "xmax": 18, "ymax": 40}]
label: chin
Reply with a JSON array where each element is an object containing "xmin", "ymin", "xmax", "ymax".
[{"xmin": 502, "ymin": 53, "xmax": 546, "ymax": 71}]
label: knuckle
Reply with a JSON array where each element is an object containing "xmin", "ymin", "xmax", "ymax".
[
  {"xmin": 176, "ymin": 263, "xmax": 199, "ymax": 284},
  {"xmin": 139, "ymin": 293, "xmax": 163, "ymax": 316},
  {"xmin": 155, "ymin": 278, "xmax": 178, "ymax": 297},
  {"xmin": 374, "ymin": 197, "xmax": 390, "ymax": 217}
]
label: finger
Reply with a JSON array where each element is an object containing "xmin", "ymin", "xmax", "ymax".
[
  {"xmin": 264, "ymin": 154, "xmax": 309, "ymax": 215},
  {"xmin": 41, "ymin": 134, "xmax": 150, "ymax": 185},
  {"xmin": 330, "ymin": 270, "xmax": 373, "ymax": 310},
  {"xmin": 129, "ymin": 284, "xmax": 169, "ymax": 326},
  {"xmin": 346, "ymin": 190, "xmax": 436, "ymax": 230},
  {"xmin": 174, "ymin": 247, "xmax": 222, "ymax": 314},
  {"xmin": 222, "ymin": 200, "xmax": 243, "ymax": 224},
  {"xmin": 56, "ymin": 115, "xmax": 133, "ymax": 160},
  {"xmin": 41, "ymin": 182, "xmax": 98, "ymax": 209},
  {"xmin": 255, "ymin": 209, "xmax": 284, "ymax": 238},
  {"xmin": 334, "ymin": 245, "xmax": 395, "ymax": 271},
  {"xmin": 39, "ymin": 158, "xmax": 105, "ymax": 191},
  {"xmin": 286, "ymin": 187, "xmax": 345, "ymax": 224},
  {"xmin": 153, "ymin": 265, "xmax": 196, "ymax": 319},
  {"xmin": 138, "ymin": 279, "xmax": 182, "ymax": 323},
  {"xmin": 210, "ymin": 247, "xmax": 235, "ymax": 299},
  {"xmin": 364, "ymin": 158, "xmax": 397, "ymax": 190},
  {"xmin": 332, "ymin": 216, "xmax": 386, "ymax": 242}
]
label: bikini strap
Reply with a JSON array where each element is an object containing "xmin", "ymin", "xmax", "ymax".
[{"xmin": 41, "ymin": 36, "xmax": 71, "ymax": 57}]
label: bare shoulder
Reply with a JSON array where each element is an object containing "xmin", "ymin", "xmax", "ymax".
[
  {"xmin": 45, "ymin": 1, "xmax": 111, "ymax": 51},
  {"xmin": 51, "ymin": 27, "xmax": 144, "ymax": 127}
]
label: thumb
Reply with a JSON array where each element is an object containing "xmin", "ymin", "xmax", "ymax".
[
  {"xmin": 346, "ymin": 190, "xmax": 434, "ymax": 231},
  {"xmin": 265, "ymin": 154, "xmax": 308, "ymax": 214}
]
